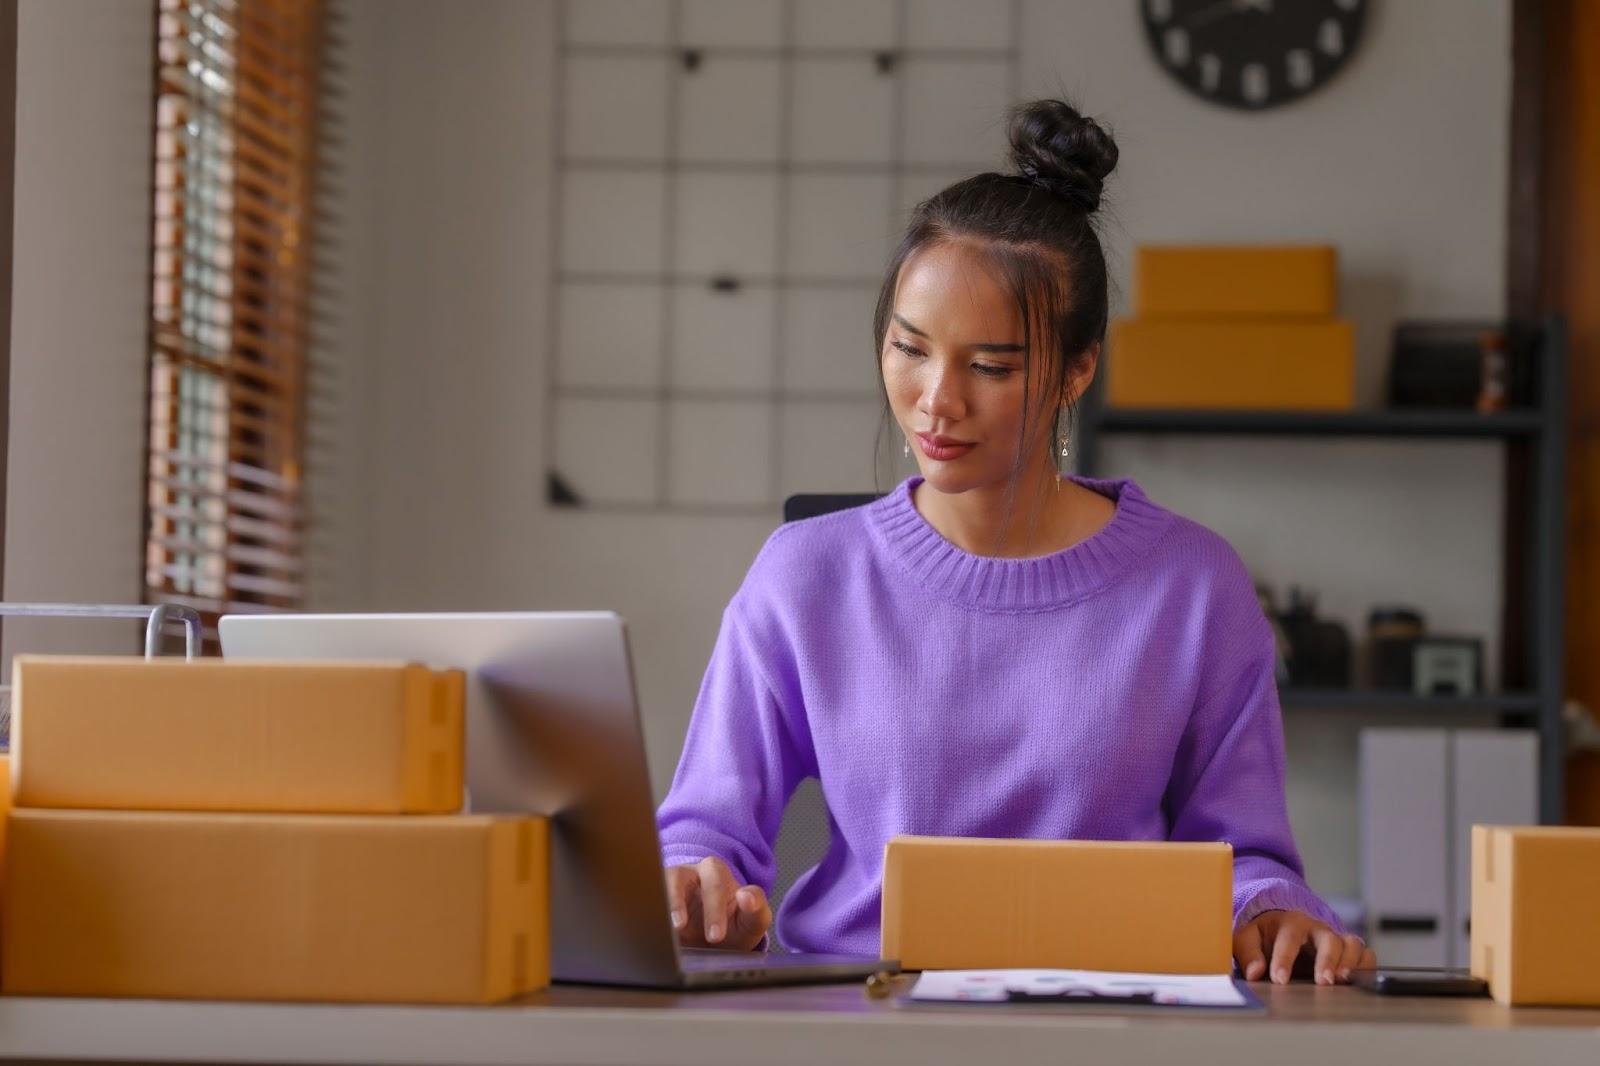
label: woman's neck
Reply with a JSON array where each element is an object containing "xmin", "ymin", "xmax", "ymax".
[{"xmin": 912, "ymin": 465, "xmax": 1115, "ymax": 559}]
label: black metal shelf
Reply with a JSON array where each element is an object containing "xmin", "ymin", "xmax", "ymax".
[
  {"xmin": 1077, "ymin": 316, "xmax": 1568, "ymax": 822},
  {"xmin": 1091, "ymin": 407, "xmax": 1546, "ymax": 439},
  {"xmin": 1280, "ymin": 688, "xmax": 1541, "ymax": 714}
]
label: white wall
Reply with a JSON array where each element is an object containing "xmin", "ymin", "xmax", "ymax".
[
  {"xmin": 344, "ymin": 0, "xmax": 1514, "ymax": 900},
  {"xmin": 3, "ymin": 0, "xmax": 154, "ymax": 668}
]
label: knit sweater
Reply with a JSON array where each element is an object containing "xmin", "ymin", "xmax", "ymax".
[{"xmin": 656, "ymin": 473, "xmax": 1341, "ymax": 955}]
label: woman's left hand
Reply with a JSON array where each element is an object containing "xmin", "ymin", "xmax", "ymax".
[{"xmin": 1233, "ymin": 909, "xmax": 1375, "ymax": 985}]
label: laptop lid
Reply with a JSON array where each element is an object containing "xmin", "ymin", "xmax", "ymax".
[{"xmin": 218, "ymin": 611, "xmax": 686, "ymax": 987}]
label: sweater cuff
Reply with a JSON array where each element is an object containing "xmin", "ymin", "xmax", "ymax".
[
  {"xmin": 660, "ymin": 845, "xmax": 716, "ymax": 869},
  {"xmin": 1236, "ymin": 879, "xmax": 1345, "ymax": 933}
]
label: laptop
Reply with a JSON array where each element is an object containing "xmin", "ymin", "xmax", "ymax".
[{"xmin": 218, "ymin": 611, "xmax": 895, "ymax": 989}]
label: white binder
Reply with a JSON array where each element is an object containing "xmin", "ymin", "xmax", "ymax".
[
  {"xmin": 1449, "ymin": 730, "xmax": 1538, "ymax": 967},
  {"xmin": 1359, "ymin": 729, "xmax": 1449, "ymax": 966}
]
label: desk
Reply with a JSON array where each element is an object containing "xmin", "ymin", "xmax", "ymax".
[{"xmin": 0, "ymin": 979, "xmax": 1595, "ymax": 1066}]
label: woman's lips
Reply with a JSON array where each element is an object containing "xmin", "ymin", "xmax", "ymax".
[{"xmin": 916, "ymin": 433, "xmax": 976, "ymax": 461}]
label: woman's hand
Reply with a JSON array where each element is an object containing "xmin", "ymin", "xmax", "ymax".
[
  {"xmin": 1233, "ymin": 909, "xmax": 1375, "ymax": 985},
  {"xmin": 665, "ymin": 856, "xmax": 773, "ymax": 951}
]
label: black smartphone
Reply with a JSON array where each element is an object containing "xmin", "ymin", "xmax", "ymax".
[{"xmin": 1348, "ymin": 967, "xmax": 1490, "ymax": 997}]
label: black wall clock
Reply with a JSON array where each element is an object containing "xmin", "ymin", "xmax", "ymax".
[{"xmin": 1140, "ymin": 0, "xmax": 1367, "ymax": 111}]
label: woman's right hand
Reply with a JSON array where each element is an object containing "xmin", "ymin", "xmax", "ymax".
[{"xmin": 665, "ymin": 856, "xmax": 773, "ymax": 951}]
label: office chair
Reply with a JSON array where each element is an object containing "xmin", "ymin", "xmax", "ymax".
[{"xmin": 767, "ymin": 492, "xmax": 880, "ymax": 944}]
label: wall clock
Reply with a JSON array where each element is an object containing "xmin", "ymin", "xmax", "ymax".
[{"xmin": 1140, "ymin": 0, "xmax": 1368, "ymax": 110}]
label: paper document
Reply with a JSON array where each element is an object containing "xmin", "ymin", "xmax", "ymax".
[{"xmin": 909, "ymin": 969, "xmax": 1248, "ymax": 1008}]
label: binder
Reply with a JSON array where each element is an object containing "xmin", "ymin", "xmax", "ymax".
[
  {"xmin": 1450, "ymin": 731, "xmax": 1537, "ymax": 967},
  {"xmin": 11, "ymin": 656, "xmax": 465, "ymax": 814},
  {"xmin": 1359, "ymin": 729, "xmax": 1449, "ymax": 966}
]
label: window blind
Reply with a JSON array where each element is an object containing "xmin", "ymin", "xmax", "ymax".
[{"xmin": 145, "ymin": 0, "xmax": 324, "ymax": 621}]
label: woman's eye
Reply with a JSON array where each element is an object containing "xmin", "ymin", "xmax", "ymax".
[
  {"xmin": 974, "ymin": 364, "xmax": 1013, "ymax": 378},
  {"xmin": 890, "ymin": 339, "xmax": 924, "ymax": 358}
]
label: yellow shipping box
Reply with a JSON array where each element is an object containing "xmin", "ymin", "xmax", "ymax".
[
  {"xmin": 881, "ymin": 836, "xmax": 1233, "ymax": 973},
  {"xmin": 1107, "ymin": 318, "xmax": 1355, "ymax": 410},
  {"xmin": 12, "ymin": 656, "xmax": 464, "ymax": 814},
  {"xmin": 1471, "ymin": 825, "xmax": 1600, "ymax": 1006},
  {"xmin": 1135, "ymin": 245, "xmax": 1338, "ymax": 318},
  {"xmin": 2, "ymin": 809, "xmax": 549, "ymax": 1003}
]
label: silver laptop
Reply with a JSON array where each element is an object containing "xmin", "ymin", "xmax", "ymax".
[{"xmin": 218, "ymin": 611, "xmax": 895, "ymax": 989}]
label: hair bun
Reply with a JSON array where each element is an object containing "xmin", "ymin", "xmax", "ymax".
[{"xmin": 1007, "ymin": 98, "xmax": 1118, "ymax": 214}]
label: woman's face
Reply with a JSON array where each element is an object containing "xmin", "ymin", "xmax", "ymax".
[{"xmin": 881, "ymin": 241, "xmax": 1071, "ymax": 496}]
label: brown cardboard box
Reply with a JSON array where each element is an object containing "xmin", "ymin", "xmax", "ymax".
[
  {"xmin": 1135, "ymin": 245, "xmax": 1338, "ymax": 318},
  {"xmin": 2, "ymin": 809, "xmax": 549, "ymax": 1003},
  {"xmin": 1471, "ymin": 825, "xmax": 1600, "ymax": 1006},
  {"xmin": 1107, "ymin": 318, "xmax": 1355, "ymax": 410},
  {"xmin": 12, "ymin": 656, "xmax": 464, "ymax": 814},
  {"xmin": 881, "ymin": 836, "xmax": 1233, "ymax": 973}
]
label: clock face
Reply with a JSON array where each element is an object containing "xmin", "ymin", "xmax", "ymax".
[{"xmin": 1140, "ymin": 0, "xmax": 1367, "ymax": 111}]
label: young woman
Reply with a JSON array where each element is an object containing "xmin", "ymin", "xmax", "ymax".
[{"xmin": 656, "ymin": 99, "xmax": 1376, "ymax": 986}]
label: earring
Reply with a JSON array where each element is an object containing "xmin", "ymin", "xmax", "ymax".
[
  {"xmin": 1059, "ymin": 431, "xmax": 1071, "ymax": 459},
  {"xmin": 904, "ymin": 436, "xmax": 911, "ymax": 458}
]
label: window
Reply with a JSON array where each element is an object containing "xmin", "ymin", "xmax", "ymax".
[{"xmin": 145, "ymin": 0, "xmax": 324, "ymax": 621}]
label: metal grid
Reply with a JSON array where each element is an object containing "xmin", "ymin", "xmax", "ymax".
[{"xmin": 546, "ymin": 0, "xmax": 1022, "ymax": 514}]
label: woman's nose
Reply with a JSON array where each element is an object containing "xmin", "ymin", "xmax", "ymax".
[{"xmin": 918, "ymin": 363, "xmax": 966, "ymax": 421}]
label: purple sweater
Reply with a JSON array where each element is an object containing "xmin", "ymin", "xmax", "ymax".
[{"xmin": 657, "ymin": 474, "xmax": 1340, "ymax": 955}]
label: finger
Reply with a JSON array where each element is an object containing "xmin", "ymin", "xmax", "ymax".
[
  {"xmin": 1269, "ymin": 917, "xmax": 1304, "ymax": 985},
  {"xmin": 1309, "ymin": 925, "xmax": 1341, "ymax": 986},
  {"xmin": 1232, "ymin": 922, "xmax": 1267, "ymax": 982},
  {"xmin": 665, "ymin": 866, "xmax": 697, "ymax": 933},
  {"xmin": 733, "ymin": 884, "xmax": 774, "ymax": 949},
  {"xmin": 1335, "ymin": 935, "xmax": 1366, "ymax": 982},
  {"xmin": 1359, "ymin": 946, "xmax": 1377, "ymax": 970},
  {"xmin": 697, "ymin": 858, "xmax": 735, "ymax": 945}
]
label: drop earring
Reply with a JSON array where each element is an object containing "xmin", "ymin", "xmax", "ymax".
[
  {"xmin": 1059, "ymin": 431, "xmax": 1070, "ymax": 459},
  {"xmin": 904, "ymin": 436, "xmax": 911, "ymax": 458}
]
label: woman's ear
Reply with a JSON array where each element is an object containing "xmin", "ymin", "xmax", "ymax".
[{"xmin": 1062, "ymin": 342, "xmax": 1101, "ymax": 406}]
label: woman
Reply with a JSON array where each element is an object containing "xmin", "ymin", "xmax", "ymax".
[{"xmin": 656, "ymin": 98, "xmax": 1375, "ymax": 986}]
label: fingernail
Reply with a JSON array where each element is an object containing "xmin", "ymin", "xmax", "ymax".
[
  {"xmin": 671, "ymin": 910, "xmax": 684, "ymax": 928},
  {"xmin": 1338, "ymin": 968, "xmax": 1351, "ymax": 981},
  {"xmin": 1247, "ymin": 961, "xmax": 1265, "ymax": 980},
  {"xmin": 708, "ymin": 924, "xmax": 723, "ymax": 942},
  {"xmin": 1273, "ymin": 968, "xmax": 1288, "ymax": 984},
  {"xmin": 1317, "ymin": 970, "xmax": 1331, "ymax": 985}
]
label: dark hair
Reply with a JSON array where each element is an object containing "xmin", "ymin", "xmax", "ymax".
[{"xmin": 873, "ymin": 97, "xmax": 1118, "ymax": 528}]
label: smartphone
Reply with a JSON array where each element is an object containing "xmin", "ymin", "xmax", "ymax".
[{"xmin": 1348, "ymin": 967, "xmax": 1490, "ymax": 997}]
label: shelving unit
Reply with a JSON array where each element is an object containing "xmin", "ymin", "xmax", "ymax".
[{"xmin": 1075, "ymin": 316, "xmax": 1569, "ymax": 822}]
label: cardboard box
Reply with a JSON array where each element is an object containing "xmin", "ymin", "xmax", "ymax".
[
  {"xmin": 1135, "ymin": 245, "xmax": 1338, "ymax": 318},
  {"xmin": 2, "ymin": 809, "xmax": 549, "ymax": 1003},
  {"xmin": 881, "ymin": 836, "xmax": 1233, "ymax": 973},
  {"xmin": 12, "ymin": 656, "xmax": 464, "ymax": 814},
  {"xmin": 1471, "ymin": 825, "xmax": 1600, "ymax": 1006},
  {"xmin": 1107, "ymin": 318, "xmax": 1355, "ymax": 410}
]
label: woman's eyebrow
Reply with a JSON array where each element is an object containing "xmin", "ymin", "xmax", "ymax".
[
  {"xmin": 893, "ymin": 313, "xmax": 1025, "ymax": 354},
  {"xmin": 892, "ymin": 313, "xmax": 929, "ymax": 337}
]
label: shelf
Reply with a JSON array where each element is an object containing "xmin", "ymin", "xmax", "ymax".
[
  {"xmin": 1279, "ymin": 688, "xmax": 1541, "ymax": 714},
  {"xmin": 1088, "ymin": 407, "xmax": 1545, "ymax": 439}
]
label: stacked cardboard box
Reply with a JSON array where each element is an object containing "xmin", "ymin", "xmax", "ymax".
[
  {"xmin": 1471, "ymin": 825, "xmax": 1600, "ymax": 1006},
  {"xmin": 1, "ymin": 655, "xmax": 549, "ymax": 1004},
  {"xmin": 1108, "ymin": 245, "xmax": 1355, "ymax": 410}
]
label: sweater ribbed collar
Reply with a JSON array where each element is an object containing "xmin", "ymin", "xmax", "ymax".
[{"xmin": 864, "ymin": 474, "xmax": 1172, "ymax": 613}]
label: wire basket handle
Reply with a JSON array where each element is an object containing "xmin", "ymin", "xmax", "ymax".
[{"xmin": 0, "ymin": 603, "xmax": 204, "ymax": 660}]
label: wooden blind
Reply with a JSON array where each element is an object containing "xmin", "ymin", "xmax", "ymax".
[{"xmin": 145, "ymin": 0, "xmax": 323, "ymax": 620}]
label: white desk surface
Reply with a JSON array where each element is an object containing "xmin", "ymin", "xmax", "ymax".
[{"xmin": 0, "ymin": 978, "xmax": 1597, "ymax": 1066}]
